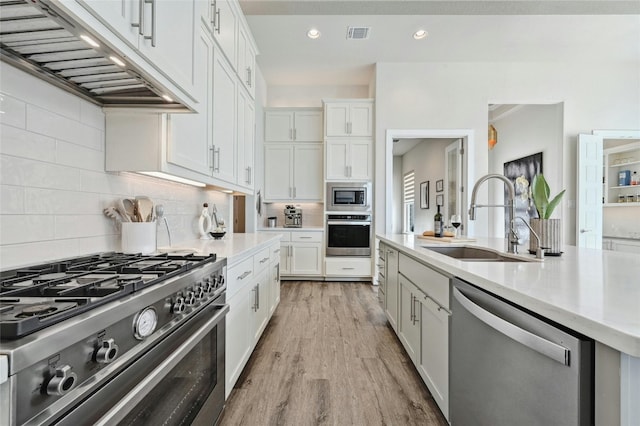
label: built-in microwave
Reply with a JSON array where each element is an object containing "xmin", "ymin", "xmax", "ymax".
[{"xmin": 326, "ymin": 182, "xmax": 371, "ymax": 211}]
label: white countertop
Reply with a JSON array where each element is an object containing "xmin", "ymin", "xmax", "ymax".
[
  {"xmin": 377, "ymin": 234, "xmax": 640, "ymax": 357},
  {"xmin": 160, "ymin": 233, "xmax": 281, "ymax": 267}
]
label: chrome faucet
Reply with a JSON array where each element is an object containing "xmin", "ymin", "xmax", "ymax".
[
  {"xmin": 469, "ymin": 174, "xmax": 520, "ymax": 254},
  {"xmin": 513, "ymin": 216, "xmax": 546, "ymax": 259}
]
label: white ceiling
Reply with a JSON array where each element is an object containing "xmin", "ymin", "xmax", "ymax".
[{"xmin": 239, "ymin": 1, "xmax": 640, "ymax": 86}]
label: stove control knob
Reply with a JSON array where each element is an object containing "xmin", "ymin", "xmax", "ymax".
[
  {"xmin": 173, "ymin": 297, "xmax": 186, "ymax": 314},
  {"xmin": 205, "ymin": 280, "xmax": 215, "ymax": 293},
  {"xmin": 217, "ymin": 275, "xmax": 225, "ymax": 286},
  {"xmin": 46, "ymin": 365, "xmax": 77, "ymax": 396},
  {"xmin": 185, "ymin": 291, "xmax": 197, "ymax": 306},
  {"xmin": 194, "ymin": 285, "xmax": 206, "ymax": 299},
  {"xmin": 95, "ymin": 338, "xmax": 119, "ymax": 364}
]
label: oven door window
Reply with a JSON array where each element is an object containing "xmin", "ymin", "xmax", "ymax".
[
  {"xmin": 328, "ymin": 224, "xmax": 370, "ymax": 248},
  {"xmin": 118, "ymin": 328, "xmax": 217, "ymax": 425}
]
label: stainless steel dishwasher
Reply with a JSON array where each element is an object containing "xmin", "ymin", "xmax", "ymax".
[{"xmin": 451, "ymin": 278, "xmax": 593, "ymax": 426}]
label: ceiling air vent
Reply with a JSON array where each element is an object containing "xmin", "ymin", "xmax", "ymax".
[{"xmin": 346, "ymin": 27, "xmax": 370, "ymax": 40}]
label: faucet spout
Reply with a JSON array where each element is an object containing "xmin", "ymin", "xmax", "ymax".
[
  {"xmin": 469, "ymin": 174, "xmax": 518, "ymax": 253},
  {"xmin": 513, "ymin": 216, "xmax": 546, "ymax": 259}
]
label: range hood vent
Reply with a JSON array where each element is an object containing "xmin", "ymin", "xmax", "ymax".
[
  {"xmin": 346, "ymin": 26, "xmax": 370, "ymax": 40},
  {"xmin": 0, "ymin": 0, "xmax": 186, "ymax": 108}
]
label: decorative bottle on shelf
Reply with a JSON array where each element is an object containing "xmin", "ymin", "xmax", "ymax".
[
  {"xmin": 632, "ymin": 171, "xmax": 639, "ymax": 186},
  {"xmin": 434, "ymin": 205, "xmax": 443, "ymax": 237}
]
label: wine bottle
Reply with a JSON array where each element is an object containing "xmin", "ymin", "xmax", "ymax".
[{"xmin": 434, "ymin": 205, "xmax": 443, "ymax": 237}]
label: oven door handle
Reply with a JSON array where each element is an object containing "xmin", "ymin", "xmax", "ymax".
[
  {"xmin": 326, "ymin": 221, "xmax": 371, "ymax": 226},
  {"xmin": 93, "ymin": 304, "xmax": 229, "ymax": 426}
]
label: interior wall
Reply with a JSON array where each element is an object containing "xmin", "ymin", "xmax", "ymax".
[
  {"xmin": 374, "ymin": 61, "xmax": 640, "ymax": 244},
  {"xmin": 266, "ymin": 85, "xmax": 369, "ymax": 107},
  {"xmin": 400, "ymin": 139, "xmax": 451, "ymax": 234},
  {"xmin": 392, "ymin": 156, "xmax": 402, "ymax": 234},
  {"xmin": 487, "ymin": 104, "xmax": 564, "ymax": 239},
  {"xmin": 0, "ymin": 64, "xmax": 231, "ymax": 269}
]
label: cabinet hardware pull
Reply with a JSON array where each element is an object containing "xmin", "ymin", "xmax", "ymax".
[
  {"xmin": 246, "ymin": 67, "xmax": 251, "ymax": 86},
  {"xmin": 424, "ymin": 294, "xmax": 452, "ymax": 316},
  {"xmin": 289, "ymin": 128, "xmax": 293, "ymax": 140},
  {"xmin": 274, "ymin": 249, "xmax": 280, "ymax": 254},
  {"xmin": 132, "ymin": 0, "xmax": 144, "ymax": 35},
  {"xmin": 143, "ymin": 0, "xmax": 156, "ymax": 47},
  {"xmin": 214, "ymin": 146, "xmax": 221, "ymax": 172},
  {"xmin": 237, "ymin": 270, "xmax": 251, "ymax": 280},
  {"xmin": 260, "ymin": 257, "xmax": 269, "ymax": 263},
  {"xmin": 342, "ymin": 267, "xmax": 355, "ymax": 270},
  {"xmin": 293, "ymin": 187, "xmax": 296, "ymax": 198},
  {"xmin": 215, "ymin": 6, "xmax": 221, "ymax": 34},
  {"xmin": 211, "ymin": 0, "xmax": 217, "ymax": 27},
  {"xmin": 299, "ymin": 236, "xmax": 312, "ymax": 239},
  {"xmin": 256, "ymin": 285, "xmax": 260, "ymax": 309},
  {"xmin": 293, "ymin": 128, "xmax": 297, "ymax": 140},
  {"xmin": 209, "ymin": 146, "xmax": 215, "ymax": 170},
  {"xmin": 248, "ymin": 166, "xmax": 252, "ymax": 184}
]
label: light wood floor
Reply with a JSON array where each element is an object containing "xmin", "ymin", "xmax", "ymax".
[{"xmin": 219, "ymin": 281, "xmax": 448, "ymax": 426}]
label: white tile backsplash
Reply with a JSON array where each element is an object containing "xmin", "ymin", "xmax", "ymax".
[
  {"xmin": 0, "ymin": 64, "xmax": 232, "ymax": 269},
  {"xmin": 0, "ymin": 93, "xmax": 26, "ymax": 128},
  {"xmin": 0, "ymin": 124, "xmax": 56, "ymax": 162},
  {"xmin": 27, "ymin": 104, "xmax": 103, "ymax": 150}
]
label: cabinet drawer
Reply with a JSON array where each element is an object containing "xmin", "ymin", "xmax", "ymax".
[
  {"xmin": 398, "ymin": 253, "xmax": 449, "ymax": 308},
  {"xmin": 270, "ymin": 244, "xmax": 282, "ymax": 263},
  {"xmin": 253, "ymin": 247, "xmax": 271, "ymax": 273},
  {"xmin": 325, "ymin": 257, "xmax": 371, "ymax": 277},
  {"xmin": 291, "ymin": 231, "xmax": 322, "ymax": 243},
  {"xmin": 227, "ymin": 256, "xmax": 254, "ymax": 298},
  {"xmin": 261, "ymin": 230, "xmax": 291, "ymax": 242}
]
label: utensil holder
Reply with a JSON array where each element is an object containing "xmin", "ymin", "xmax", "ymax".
[{"xmin": 121, "ymin": 222, "xmax": 157, "ymax": 254}]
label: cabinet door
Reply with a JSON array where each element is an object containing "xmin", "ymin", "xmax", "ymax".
[
  {"xmin": 385, "ymin": 247, "xmax": 399, "ymax": 331},
  {"xmin": 236, "ymin": 88, "xmax": 254, "ymax": 189},
  {"xmin": 236, "ymin": 25, "xmax": 255, "ymax": 98},
  {"xmin": 270, "ymin": 261, "xmax": 281, "ymax": 315},
  {"xmin": 265, "ymin": 111, "xmax": 294, "ymax": 142},
  {"xmin": 264, "ymin": 145, "xmax": 293, "ymax": 200},
  {"xmin": 325, "ymin": 104, "xmax": 350, "ymax": 137},
  {"xmin": 293, "ymin": 144, "xmax": 323, "ymax": 200},
  {"xmin": 138, "ymin": 0, "xmax": 198, "ymax": 97},
  {"xmin": 280, "ymin": 243, "xmax": 291, "ymax": 275},
  {"xmin": 349, "ymin": 103, "xmax": 373, "ymax": 136},
  {"xmin": 210, "ymin": 0, "xmax": 237, "ymax": 66},
  {"xmin": 349, "ymin": 139, "xmax": 373, "ymax": 180},
  {"xmin": 290, "ymin": 243, "xmax": 322, "ymax": 275},
  {"xmin": 167, "ymin": 26, "xmax": 212, "ymax": 175},
  {"xmin": 76, "ymin": 0, "xmax": 140, "ymax": 47},
  {"xmin": 294, "ymin": 111, "xmax": 323, "ymax": 142},
  {"xmin": 225, "ymin": 283, "xmax": 252, "ymax": 398},
  {"xmin": 251, "ymin": 270, "xmax": 269, "ymax": 342},
  {"xmin": 212, "ymin": 47, "xmax": 236, "ymax": 184},
  {"xmin": 325, "ymin": 140, "xmax": 349, "ymax": 180},
  {"xmin": 398, "ymin": 276, "xmax": 420, "ymax": 363},
  {"xmin": 418, "ymin": 295, "xmax": 449, "ymax": 420}
]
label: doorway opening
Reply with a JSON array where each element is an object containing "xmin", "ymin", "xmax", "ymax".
[{"xmin": 233, "ymin": 195, "xmax": 246, "ymax": 233}]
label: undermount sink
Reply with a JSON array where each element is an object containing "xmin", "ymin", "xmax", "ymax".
[{"xmin": 423, "ymin": 246, "xmax": 537, "ymax": 262}]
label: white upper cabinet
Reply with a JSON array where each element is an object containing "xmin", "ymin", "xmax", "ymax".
[
  {"xmin": 207, "ymin": 0, "xmax": 238, "ymax": 66},
  {"xmin": 264, "ymin": 144, "xmax": 323, "ymax": 201},
  {"xmin": 236, "ymin": 88, "xmax": 255, "ymax": 190},
  {"xmin": 167, "ymin": 24, "xmax": 213, "ymax": 176},
  {"xmin": 324, "ymin": 100, "xmax": 373, "ymax": 137},
  {"xmin": 75, "ymin": 0, "xmax": 199, "ymax": 101},
  {"xmin": 325, "ymin": 139, "xmax": 373, "ymax": 181},
  {"xmin": 211, "ymin": 45, "xmax": 237, "ymax": 184},
  {"xmin": 265, "ymin": 109, "xmax": 323, "ymax": 142},
  {"xmin": 237, "ymin": 25, "xmax": 256, "ymax": 98}
]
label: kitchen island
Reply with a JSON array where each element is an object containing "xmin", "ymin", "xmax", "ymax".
[{"xmin": 377, "ymin": 234, "xmax": 639, "ymax": 426}]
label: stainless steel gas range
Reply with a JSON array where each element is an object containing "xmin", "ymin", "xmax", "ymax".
[{"xmin": 0, "ymin": 252, "xmax": 228, "ymax": 426}]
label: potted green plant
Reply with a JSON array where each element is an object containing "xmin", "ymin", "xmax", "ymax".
[{"xmin": 529, "ymin": 174, "xmax": 566, "ymax": 255}]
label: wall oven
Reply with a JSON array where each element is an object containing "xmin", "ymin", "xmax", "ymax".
[
  {"xmin": 0, "ymin": 252, "xmax": 228, "ymax": 426},
  {"xmin": 326, "ymin": 182, "xmax": 371, "ymax": 211},
  {"xmin": 326, "ymin": 214, "xmax": 372, "ymax": 256}
]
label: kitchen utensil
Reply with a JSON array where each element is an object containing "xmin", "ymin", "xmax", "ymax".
[
  {"xmin": 103, "ymin": 207, "xmax": 125, "ymax": 223},
  {"xmin": 122, "ymin": 198, "xmax": 137, "ymax": 222},
  {"xmin": 135, "ymin": 196, "xmax": 154, "ymax": 222},
  {"xmin": 155, "ymin": 204, "xmax": 172, "ymax": 247}
]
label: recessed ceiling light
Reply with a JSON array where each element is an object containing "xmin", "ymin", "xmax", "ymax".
[
  {"xmin": 307, "ymin": 28, "xmax": 321, "ymax": 39},
  {"xmin": 109, "ymin": 56, "xmax": 126, "ymax": 67},
  {"xmin": 161, "ymin": 94, "xmax": 173, "ymax": 102},
  {"xmin": 80, "ymin": 35, "xmax": 100, "ymax": 48},
  {"xmin": 413, "ymin": 29, "xmax": 428, "ymax": 40}
]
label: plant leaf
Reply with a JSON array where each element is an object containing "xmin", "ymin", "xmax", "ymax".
[
  {"xmin": 545, "ymin": 189, "xmax": 566, "ymax": 219},
  {"xmin": 531, "ymin": 174, "xmax": 549, "ymax": 218}
]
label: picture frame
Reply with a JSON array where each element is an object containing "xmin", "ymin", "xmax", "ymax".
[
  {"xmin": 436, "ymin": 194, "xmax": 444, "ymax": 206},
  {"xmin": 420, "ymin": 181, "xmax": 429, "ymax": 209},
  {"xmin": 436, "ymin": 179, "xmax": 444, "ymax": 192}
]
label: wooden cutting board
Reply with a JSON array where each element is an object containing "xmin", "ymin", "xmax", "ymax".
[{"xmin": 416, "ymin": 235, "xmax": 476, "ymax": 243}]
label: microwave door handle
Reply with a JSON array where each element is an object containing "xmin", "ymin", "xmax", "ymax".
[{"xmin": 327, "ymin": 221, "xmax": 371, "ymax": 226}]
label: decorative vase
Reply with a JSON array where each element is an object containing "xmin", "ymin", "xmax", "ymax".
[{"xmin": 529, "ymin": 218, "xmax": 562, "ymax": 255}]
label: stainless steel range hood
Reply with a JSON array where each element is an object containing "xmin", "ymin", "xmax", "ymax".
[{"xmin": 0, "ymin": 0, "xmax": 188, "ymax": 109}]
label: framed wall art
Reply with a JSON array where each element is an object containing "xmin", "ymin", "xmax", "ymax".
[
  {"xmin": 420, "ymin": 181, "xmax": 429, "ymax": 209},
  {"xmin": 436, "ymin": 194, "xmax": 444, "ymax": 206},
  {"xmin": 436, "ymin": 179, "xmax": 444, "ymax": 192}
]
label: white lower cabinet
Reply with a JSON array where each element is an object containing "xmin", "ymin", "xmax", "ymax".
[
  {"xmin": 225, "ymin": 240, "xmax": 280, "ymax": 399},
  {"xmin": 262, "ymin": 230, "xmax": 323, "ymax": 277},
  {"xmin": 385, "ymin": 249, "xmax": 450, "ymax": 422},
  {"xmin": 325, "ymin": 257, "xmax": 371, "ymax": 277}
]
